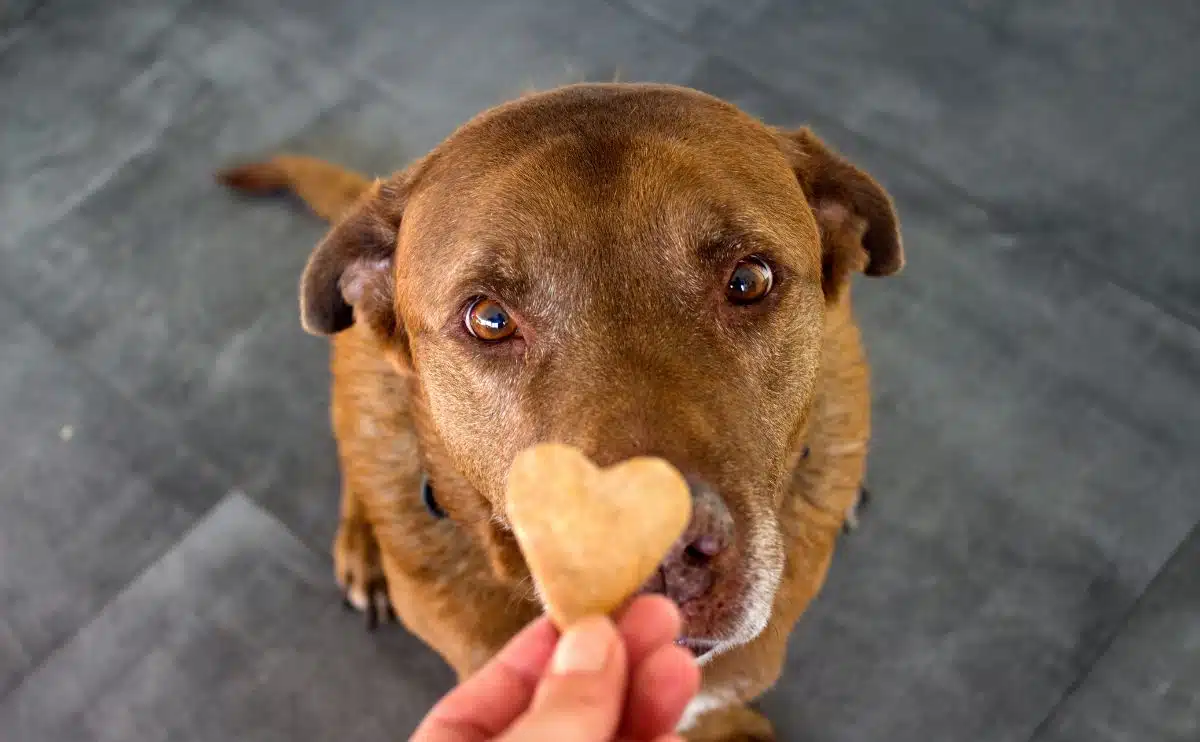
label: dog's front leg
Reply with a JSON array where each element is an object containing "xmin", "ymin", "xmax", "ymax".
[{"xmin": 333, "ymin": 485, "xmax": 393, "ymax": 629}]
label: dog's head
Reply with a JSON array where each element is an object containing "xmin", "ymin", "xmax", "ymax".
[{"xmin": 301, "ymin": 84, "xmax": 902, "ymax": 660}]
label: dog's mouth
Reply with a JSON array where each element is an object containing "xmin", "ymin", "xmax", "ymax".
[{"xmin": 639, "ymin": 565, "xmax": 743, "ymax": 662}]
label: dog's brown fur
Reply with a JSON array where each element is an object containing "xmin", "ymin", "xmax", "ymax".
[{"xmin": 218, "ymin": 83, "xmax": 902, "ymax": 741}]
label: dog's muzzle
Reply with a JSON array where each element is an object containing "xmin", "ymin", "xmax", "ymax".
[{"xmin": 639, "ymin": 477, "xmax": 744, "ymax": 657}]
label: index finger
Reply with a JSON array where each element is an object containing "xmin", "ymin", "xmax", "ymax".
[
  {"xmin": 411, "ymin": 617, "xmax": 559, "ymax": 742},
  {"xmin": 616, "ymin": 594, "xmax": 682, "ymax": 666}
]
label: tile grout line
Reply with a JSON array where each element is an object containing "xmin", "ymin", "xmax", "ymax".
[
  {"xmin": 0, "ymin": 490, "xmax": 256, "ymax": 709},
  {"xmin": 0, "ymin": 484, "xmax": 218, "ymax": 707},
  {"xmin": 0, "ymin": 292, "xmax": 252, "ymax": 710},
  {"xmin": 0, "ymin": 280, "xmax": 238, "ymax": 496},
  {"xmin": 0, "ymin": 271, "xmax": 342, "ymax": 554},
  {"xmin": 1023, "ymin": 517, "xmax": 1200, "ymax": 742}
]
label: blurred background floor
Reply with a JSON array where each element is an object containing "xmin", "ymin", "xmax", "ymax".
[{"xmin": 1, "ymin": 1, "xmax": 1198, "ymax": 740}]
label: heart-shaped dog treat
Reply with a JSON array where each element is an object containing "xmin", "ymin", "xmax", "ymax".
[{"xmin": 505, "ymin": 443, "xmax": 692, "ymax": 628}]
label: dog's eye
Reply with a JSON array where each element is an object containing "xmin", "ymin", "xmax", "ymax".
[
  {"xmin": 725, "ymin": 257, "xmax": 773, "ymax": 305},
  {"xmin": 465, "ymin": 298, "xmax": 517, "ymax": 341}
]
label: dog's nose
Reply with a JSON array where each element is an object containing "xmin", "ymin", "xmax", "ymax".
[{"xmin": 644, "ymin": 477, "xmax": 735, "ymax": 605}]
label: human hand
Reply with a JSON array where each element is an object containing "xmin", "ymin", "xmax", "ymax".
[{"xmin": 410, "ymin": 595, "xmax": 701, "ymax": 742}]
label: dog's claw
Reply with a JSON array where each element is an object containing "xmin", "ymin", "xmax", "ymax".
[
  {"xmin": 358, "ymin": 576, "xmax": 394, "ymax": 632},
  {"xmin": 842, "ymin": 485, "xmax": 872, "ymax": 534},
  {"xmin": 340, "ymin": 578, "xmax": 395, "ymax": 631}
]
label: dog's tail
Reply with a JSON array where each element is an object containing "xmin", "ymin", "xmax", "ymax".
[{"xmin": 216, "ymin": 155, "xmax": 372, "ymax": 223}]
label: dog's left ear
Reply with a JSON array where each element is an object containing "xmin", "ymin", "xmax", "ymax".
[
  {"xmin": 780, "ymin": 128, "xmax": 904, "ymax": 299},
  {"xmin": 299, "ymin": 177, "xmax": 410, "ymax": 343}
]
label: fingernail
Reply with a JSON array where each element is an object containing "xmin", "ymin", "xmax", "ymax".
[{"xmin": 551, "ymin": 617, "xmax": 614, "ymax": 675}]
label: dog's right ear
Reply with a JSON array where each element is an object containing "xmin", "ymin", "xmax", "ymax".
[
  {"xmin": 779, "ymin": 128, "xmax": 904, "ymax": 300},
  {"xmin": 299, "ymin": 179, "xmax": 407, "ymax": 340}
]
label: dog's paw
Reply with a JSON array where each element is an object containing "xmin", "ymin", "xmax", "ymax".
[
  {"xmin": 841, "ymin": 485, "xmax": 872, "ymax": 534},
  {"xmin": 333, "ymin": 517, "xmax": 394, "ymax": 630}
]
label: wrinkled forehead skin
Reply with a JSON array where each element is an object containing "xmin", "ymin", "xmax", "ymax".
[{"xmin": 392, "ymin": 84, "xmax": 827, "ymax": 505}]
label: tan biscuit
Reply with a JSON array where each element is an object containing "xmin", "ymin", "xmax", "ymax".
[{"xmin": 505, "ymin": 443, "xmax": 692, "ymax": 627}]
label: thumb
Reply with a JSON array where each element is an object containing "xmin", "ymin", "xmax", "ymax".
[{"xmin": 497, "ymin": 616, "xmax": 628, "ymax": 742}]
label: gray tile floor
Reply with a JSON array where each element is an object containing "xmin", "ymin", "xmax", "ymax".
[{"xmin": 1, "ymin": 1, "xmax": 1196, "ymax": 740}]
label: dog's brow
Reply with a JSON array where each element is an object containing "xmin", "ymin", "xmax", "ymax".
[
  {"xmin": 695, "ymin": 222, "xmax": 766, "ymax": 268},
  {"xmin": 451, "ymin": 255, "xmax": 529, "ymax": 303}
]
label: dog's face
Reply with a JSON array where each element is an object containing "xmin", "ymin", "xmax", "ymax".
[{"xmin": 301, "ymin": 84, "xmax": 902, "ymax": 660}]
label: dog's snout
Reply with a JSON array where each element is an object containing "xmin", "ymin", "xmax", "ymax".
[{"xmin": 643, "ymin": 477, "xmax": 736, "ymax": 605}]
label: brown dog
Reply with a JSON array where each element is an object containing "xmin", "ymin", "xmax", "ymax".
[{"xmin": 218, "ymin": 83, "xmax": 902, "ymax": 741}]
